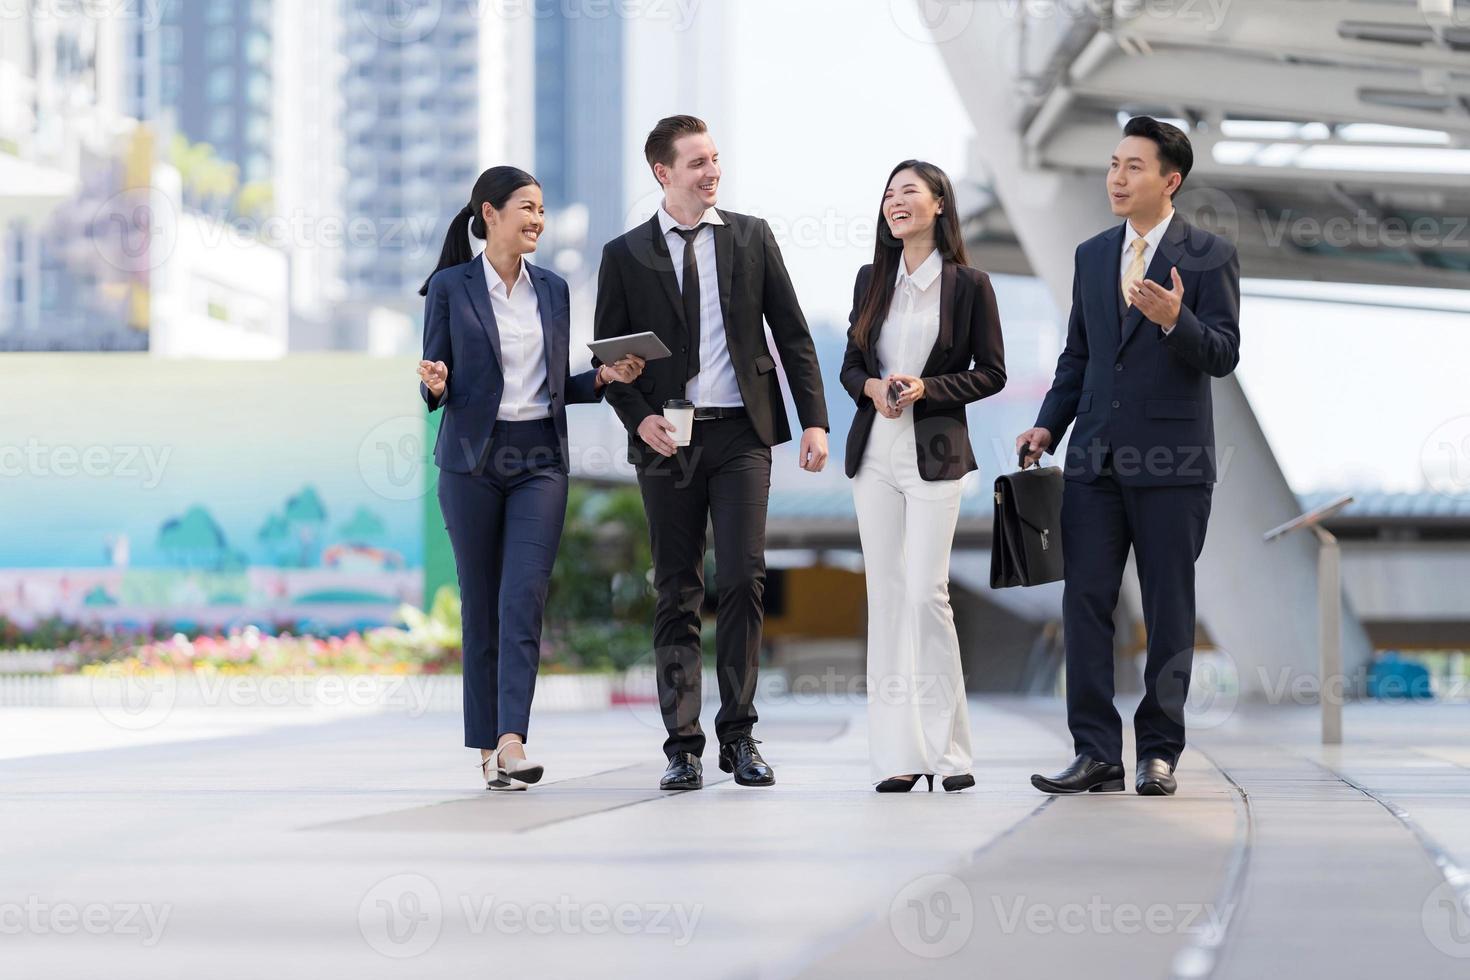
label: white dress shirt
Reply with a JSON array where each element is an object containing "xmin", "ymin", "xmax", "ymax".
[
  {"xmin": 1120, "ymin": 208, "xmax": 1176, "ymax": 333},
  {"xmin": 484, "ymin": 251, "xmax": 552, "ymax": 421},
  {"xmin": 658, "ymin": 204, "xmax": 743, "ymax": 408},
  {"xmin": 875, "ymin": 247, "xmax": 943, "ymax": 395}
]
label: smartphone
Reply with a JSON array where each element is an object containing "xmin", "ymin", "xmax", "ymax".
[{"xmin": 886, "ymin": 379, "xmax": 905, "ymax": 409}]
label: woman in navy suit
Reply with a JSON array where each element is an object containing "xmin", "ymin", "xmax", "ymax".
[{"xmin": 417, "ymin": 166, "xmax": 643, "ymax": 791}]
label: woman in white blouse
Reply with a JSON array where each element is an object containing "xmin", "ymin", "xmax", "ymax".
[{"xmin": 839, "ymin": 160, "xmax": 1007, "ymax": 792}]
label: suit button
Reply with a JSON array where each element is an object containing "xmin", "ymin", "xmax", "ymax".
[
  {"xmin": 1115, "ymin": 363, "xmax": 1123, "ymax": 372},
  {"xmin": 680, "ymin": 346, "xmax": 687, "ymax": 353},
  {"xmin": 1112, "ymin": 400, "xmax": 1121, "ymax": 409}
]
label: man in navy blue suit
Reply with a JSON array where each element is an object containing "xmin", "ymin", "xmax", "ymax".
[{"xmin": 1017, "ymin": 116, "xmax": 1240, "ymax": 796}]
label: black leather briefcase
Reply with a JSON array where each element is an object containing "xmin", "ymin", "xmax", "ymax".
[{"xmin": 990, "ymin": 450, "xmax": 1066, "ymax": 588}]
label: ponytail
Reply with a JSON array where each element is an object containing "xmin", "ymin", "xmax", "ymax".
[{"xmin": 418, "ymin": 166, "xmax": 540, "ymax": 297}]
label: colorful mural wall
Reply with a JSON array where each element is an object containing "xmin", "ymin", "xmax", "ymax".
[{"xmin": 1, "ymin": 354, "xmax": 435, "ymax": 633}]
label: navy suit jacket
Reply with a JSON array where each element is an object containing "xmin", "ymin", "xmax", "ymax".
[
  {"xmin": 420, "ymin": 257, "xmax": 602, "ymax": 475},
  {"xmin": 1035, "ymin": 215, "xmax": 1240, "ymax": 486}
]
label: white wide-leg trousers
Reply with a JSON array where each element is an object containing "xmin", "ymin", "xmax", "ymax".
[{"xmin": 853, "ymin": 411, "xmax": 973, "ymax": 783}]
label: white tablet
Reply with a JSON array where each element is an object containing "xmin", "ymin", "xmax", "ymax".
[{"xmin": 587, "ymin": 331, "xmax": 673, "ymax": 364}]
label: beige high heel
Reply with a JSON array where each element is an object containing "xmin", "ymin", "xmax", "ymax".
[{"xmin": 489, "ymin": 740, "xmax": 543, "ymax": 789}]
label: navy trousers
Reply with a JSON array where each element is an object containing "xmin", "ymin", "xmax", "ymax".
[
  {"xmin": 1060, "ymin": 455, "xmax": 1213, "ymax": 767},
  {"xmin": 437, "ymin": 419, "xmax": 567, "ymax": 748}
]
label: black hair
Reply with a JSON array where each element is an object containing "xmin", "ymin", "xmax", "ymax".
[
  {"xmin": 851, "ymin": 160, "xmax": 969, "ymax": 352},
  {"xmin": 418, "ymin": 166, "xmax": 540, "ymax": 296},
  {"xmin": 1121, "ymin": 116, "xmax": 1193, "ymax": 198}
]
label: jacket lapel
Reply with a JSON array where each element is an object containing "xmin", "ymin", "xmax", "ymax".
[
  {"xmin": 1120, "ymin": 215, "xmax": 1186, "ymax": 350},
  {"xmin": 642, "ymin": 214, "xmax": 686, "ymax": 329},
  {"xmin": 713, "ymin": 214, "xmax": 734, "ymax": 334},
  {"xmin": 527, "ymin": 262, "xmax": 560, "ymax": 397},
  {"xmin": 464, "ymin": 257, "xmax": 502, "ymax": 370},
  {"xmin": 1101, "ymin": 223, "xmax": 1126, "ymax": 345},
  {"xmin": 919, "ymin": 261, "xmax": 958, "ymax": 377}
]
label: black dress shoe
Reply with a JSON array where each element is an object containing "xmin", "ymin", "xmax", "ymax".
[
  {"xmin": 942, "ymin": 774, "xmax": 975, "ymax": 793},
  {"xmin": 718, "ymin": 734, "xmax": 774, "ymax": 786},
  {"xmin": 1136, "ymin": 758, "xmax": 1177, "ymax": 796},
  {"xmin": 1030, "ymin": 754, "xmax": 1125, "ymax": 794},
  {"xmin": 660, "ymin": 752, "xmax": 703, "ymax": 791}
]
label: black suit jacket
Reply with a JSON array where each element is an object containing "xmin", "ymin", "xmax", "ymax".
[
  {"xmin": 420, "ymin": 257, "xmax": 601, "ymax": 475},
  {"xmin": 1035, "ymin": 215, "xmax": 1240, "ymax": 486},
  {"xmin": 839, "ymin": 261, "xmax": 1007, "ymax": 481},
  {"xmin": 593, "ymin": 209, "xmax": 829, "ymax": 465}
]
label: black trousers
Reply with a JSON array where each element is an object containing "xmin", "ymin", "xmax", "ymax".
[
  {"xmin": 437, "ymin": 419, "xmax": 567, "ymax": 749},
  {"xmin": 1060, "ymin": 454, "xmax": 1213, "ymax": 767},
  {"xmin": 636, "ymin": 416, "xmax": 771, "ymax": 759}
]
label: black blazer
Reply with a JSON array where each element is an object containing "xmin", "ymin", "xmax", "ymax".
[
  {"xmin": 593, "ymin": 209, "xmax": 829, "ymax": 465},
  {"xmin": 420, "ymin": 257, "xmax": 602, "ymax": 475},
  {"xmin": 1034, "ymin": 215, "xmax": 1240, "ymax": 487},
  {"xmin": 840, "ymin": 260, "xmax": 1007, "ymax": 481}
]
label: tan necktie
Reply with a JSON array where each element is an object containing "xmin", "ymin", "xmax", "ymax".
[{"xmin": 1122, "ymin": 237, "xmax": 1148, "ymax": 306}]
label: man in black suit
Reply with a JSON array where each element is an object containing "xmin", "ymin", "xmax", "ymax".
[
  {"xmin": 1017, "ymin": 116, "xmax": 1240, "ymax": 796},
  {"xmin": 594, "ymin": 115, "xmax": 830, "ymax": 790}
]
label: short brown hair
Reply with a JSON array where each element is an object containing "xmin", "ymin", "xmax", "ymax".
[{"xmin": 644, "ymin": 114, "xmax": 708, "ymax": 180}]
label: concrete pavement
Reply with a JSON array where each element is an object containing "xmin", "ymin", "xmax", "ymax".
[{"xmin": 2, "ymin": 695, "xmax": 1468, "ymax": 978}]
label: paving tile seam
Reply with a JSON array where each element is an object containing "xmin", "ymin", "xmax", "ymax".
[
  {"xmin": 1172, "ymin": 746, "xmax": 1254, "ymax": 980},
  {"xmin": 1306, "ymin": 755, "xmax": 1470, "ymax": 936}
]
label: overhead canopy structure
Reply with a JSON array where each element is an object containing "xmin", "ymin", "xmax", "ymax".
[{"xmin": 960, "ymin": 0, "xmax": 1470, "ymax": 290}]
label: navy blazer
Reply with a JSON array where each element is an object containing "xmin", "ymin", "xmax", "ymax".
[
  {"xmin": 420, "ymin": 257, "xmax": 602, "ymax": 475},
  {"xmin": 1035, "ymin": 215, "xmax": 1240, "ymax": 487}
]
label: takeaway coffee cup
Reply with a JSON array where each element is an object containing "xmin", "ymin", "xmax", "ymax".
[{"xmin": 663, "ymin": 399, "xmax": 694, "ymax": 447}]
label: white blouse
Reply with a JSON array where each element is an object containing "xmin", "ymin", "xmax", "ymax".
[
  {"xmin": 485, "ymin": 252, "xmax": 552, "ymax": 422},
  {"xmin": 875, "ymin": 247, "xmax": 943, "ymax": 384}
]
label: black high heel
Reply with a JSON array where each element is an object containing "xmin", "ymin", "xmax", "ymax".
[
  {"xmin": 942, "ymin": 774, "xmax": 975, "ymax": 792},
  {"xmin": 876, "ymin": 774, "xmax": 935, "ymax": 793}
]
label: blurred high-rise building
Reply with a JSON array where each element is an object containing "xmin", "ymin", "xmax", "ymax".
[
  {"xmin": 533, "ymin": 7, "xmax": 625, "ymax": 276},
  {"xmin": 337, "ymin": 2, "xmax": 528, "ymax": 317}
]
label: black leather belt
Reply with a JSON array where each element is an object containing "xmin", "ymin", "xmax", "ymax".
[{"xmin": 692, "ymin": 406, "xmax": 747, "ymax": 421}]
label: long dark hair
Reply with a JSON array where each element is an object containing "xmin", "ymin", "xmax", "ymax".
[
  {"xmin": 850, "ymin": 160, "xmax": 968, "ymax": 351},
  {"xmin": 418, "ymin": 166, "xmax": 540, "ymax": 296}
]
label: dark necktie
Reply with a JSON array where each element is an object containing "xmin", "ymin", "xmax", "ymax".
[{"xmin": 673, "ymin": 224, "xmax": 707, "ymax": 383}]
